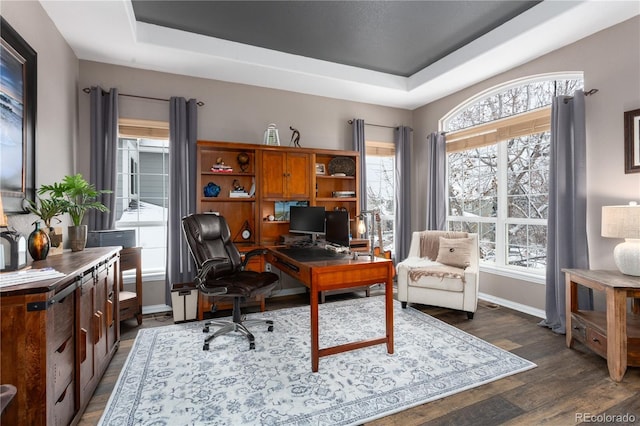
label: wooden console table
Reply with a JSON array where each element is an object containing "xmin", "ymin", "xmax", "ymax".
[
  {"xmin": 0, "ymin": 247, "xmax": 121, "ymax": 425},
  {"xmin": 564, "ymin": 269, "xmax": 640, "ymax": 382}
]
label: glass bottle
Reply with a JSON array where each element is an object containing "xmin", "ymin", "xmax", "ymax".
[{"xmin": 28, "ymin": 221, "xmax": 51, "ymax": 261}]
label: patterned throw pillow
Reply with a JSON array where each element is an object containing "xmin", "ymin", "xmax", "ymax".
[{"xmin": 435, "ymin": 237, "xmax": 473, "ymax": 269}]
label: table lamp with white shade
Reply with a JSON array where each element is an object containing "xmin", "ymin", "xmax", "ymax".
[{"xmin": 601, "ymin": 202, "xmax": 640, "ymax": 276}]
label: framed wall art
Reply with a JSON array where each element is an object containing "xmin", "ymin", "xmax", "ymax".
[
  {"xmin": 1, "ymin": 17, "xmax": 37, "ymax": 213},
  {"xmin": 624, "ymin": 108, "xmax": 640, "ymax": 174}
]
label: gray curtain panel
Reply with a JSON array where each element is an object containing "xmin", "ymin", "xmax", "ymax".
[
  {"xmin": 351, "ymin": 118, "xmax": 367, "ymax": 214},
  {"xmin": 88, "ymin": 86, "xmax": 118, "ymax": 231},
  {"xmin": 395, "ymin": 126, "xmax": 412, "ymax": 262},
  {"xmin": 426, "ymin": 132, "xmax": 447, "ymax": 231},
  {"xmin": 539, "ymin": 90, "xmax": 591, "ymax": 335},
  {"xmin": 165, "ymin": 97, "xmax": 198, "ymax": 305}
]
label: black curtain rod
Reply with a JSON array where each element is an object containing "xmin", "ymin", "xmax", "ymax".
[
  {"xmin": 563, "ymin": 88, "xmax": 598, "ymax": 104},
  {"xmin": 347, "ymin": 119, "xmax": 411, "ymax": 130},
  {"xmin": 82, "ymin": 87, "xmax": 205, "ymax": 106}
]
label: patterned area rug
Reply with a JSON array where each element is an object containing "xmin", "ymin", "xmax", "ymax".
[{"xmin": 100, "ymin": 297, "xmax": 535, "ymax": 425}]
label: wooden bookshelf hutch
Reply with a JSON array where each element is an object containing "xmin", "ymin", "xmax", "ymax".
[{"xmin": 196, "ymin": 140, "xmax": 362, "ymax": 315}]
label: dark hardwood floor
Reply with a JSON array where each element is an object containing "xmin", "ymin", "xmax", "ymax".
[{"xmin": 80, "ymin": 290, "xmax": 640, "ymax": 425}]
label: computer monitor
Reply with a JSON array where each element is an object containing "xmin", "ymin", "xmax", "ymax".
[
  {"xmin": 289, "ymin": 206, "xmax": 325, "ymax": 241},
  {"xmin": 325, "ymin": 210, "xmax": 350, "ymax": 248}
]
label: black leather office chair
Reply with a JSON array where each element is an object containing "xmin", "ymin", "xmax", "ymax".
[{"xmin": 182, "ymin": 214, "xmax": 278, "ymax": 350}]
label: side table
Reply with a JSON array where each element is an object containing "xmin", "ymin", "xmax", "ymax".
[
  {"xmin": 119, "ymin": 247, "xmax": 143, "ymax": 325},
  {"xmin": 564, "ymin": 269, "xmax": 640, "ymax": 382}
]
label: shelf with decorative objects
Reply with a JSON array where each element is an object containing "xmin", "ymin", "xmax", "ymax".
[{"xmin": 197, "ymin": 141, "xmax": 361, "ymax": 245}]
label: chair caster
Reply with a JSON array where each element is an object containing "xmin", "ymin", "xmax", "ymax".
[
  {"xmin": 249, "ymin": 342, "xmax": 255, "ymax": 350},
  {"xmin": 268, "ymin": 325, "xmax": 274, "ymax": 332},
  {"xmin": 203, "ymin": 326, "xmax": 209, "ymax": 333},
  {"xmin": 203, "ymin": 343, "xmax": 210, "ymax": 350}
]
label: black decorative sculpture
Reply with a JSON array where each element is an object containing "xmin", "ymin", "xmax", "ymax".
[{"xmin": 290, "ymin": 126, "xmax": 301, "ymax": 147}]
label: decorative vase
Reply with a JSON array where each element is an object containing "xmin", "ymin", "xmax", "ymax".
[
  {"xmin": 28, "ymin": 221, "xmax": 50, "ymax": 261},
  {"xmin": 204, "ymin": 182, "xmax": 221, "ymax": 197},
  {"xmin": 69, "ymin": 225, "xmax": 88, "ymax": 252}
]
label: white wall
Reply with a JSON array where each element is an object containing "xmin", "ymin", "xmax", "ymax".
[
  {"xmin": 411, "ymin": 16, "xmax": 640, "ymax": 312},
  {"xmin": 2, "ymin": 1, "xmax": 78, "ymax": 238}
]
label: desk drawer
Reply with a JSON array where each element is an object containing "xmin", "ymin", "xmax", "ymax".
[
  {"xmin": 570, "ymin": 314, "xmax": 587, "ymax": 341},
  {"xmin": 586, "ymin": 328, "xmax": 607, "ymax": 358}
]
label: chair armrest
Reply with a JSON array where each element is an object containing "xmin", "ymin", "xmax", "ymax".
[
  {"xmin": 241, "ymin": 248, "xmax": 267, "ymax": 269},
  {"xmin": 194, "ymin": 257, "xmax": 231, "ymax": 294}
]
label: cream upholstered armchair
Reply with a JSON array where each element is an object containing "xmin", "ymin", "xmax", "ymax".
[{"xmin": 397, "ymin": 231, "xmax": 479, "ymax": 319}]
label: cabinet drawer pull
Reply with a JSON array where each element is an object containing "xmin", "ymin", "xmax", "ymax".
[
  {"xmin": 592, "ymin": 337, "xmax": 600, "ymax": 343},
  {"xmin": 56, "ymin": 387, "xmax": 67, "ymax": 404},
  {"xmin": 80, "ymin": 328, "xmax": 87, "ymax": 362},
  {"xmin": 106, "ymin": 300, "xmax": 114, "ymax": 326},
  {"xmin": 93, "ymin": 312, "xmax": 103, "ymax": 344}
]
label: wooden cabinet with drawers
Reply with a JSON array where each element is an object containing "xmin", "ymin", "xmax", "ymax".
[{"xmin": 0, "ymin": 247, "xmax": 120, "ymax": 425}]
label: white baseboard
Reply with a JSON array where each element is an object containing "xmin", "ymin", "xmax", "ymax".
[
  {"xmin": 478, "ymin": 292, "xmax": 545, "ymax": 319},
  {"xmin": 142, "ymin": 304, "xmax": 172, "ymax": 315}
]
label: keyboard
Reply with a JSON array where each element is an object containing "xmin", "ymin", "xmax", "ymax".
[{"xmin": 278, "ymin": 247, "xmax": 347, "ymax": 262}]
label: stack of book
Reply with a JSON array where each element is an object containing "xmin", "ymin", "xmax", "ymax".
[
  {"xmin": 229, "ymin": 190, "xmax": 250, "ymax": 198},
  {"xmin": 211, "ymin": 164, "xmax": 233, "ymax": 173}
]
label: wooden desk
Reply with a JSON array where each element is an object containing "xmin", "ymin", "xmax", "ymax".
[
  {"xmin": 564, "ymin": 269, "xmax": 640, "ymax": 382},
  {"xmin": 119, "ymin": 247, "xmax": 142, "ymax": 325},
  {"xmin": 266, "ymin": 248, "xmax": 394, "ymax": 372}
]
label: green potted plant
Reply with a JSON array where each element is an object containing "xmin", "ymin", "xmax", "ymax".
[
  {"xmin": 25, "ymin": 195, "xmax": 65, "ymax": 254},
  {"xmin": 39, "ymin": 174, "xmax": 111, "ymax": 252}
]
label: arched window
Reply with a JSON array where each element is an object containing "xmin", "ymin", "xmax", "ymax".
[{"xmin": 442, "ymin": 73, "xmax": 583, "ymax": 276}]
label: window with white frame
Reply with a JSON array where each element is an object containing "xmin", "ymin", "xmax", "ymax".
[
  {"xmin": 116, "ymin": 119, "xmax": 169, "ymax": 276},
  {"xmin": 365, "ymin": 141, "xmax": 395, "ymax": 256},
  {"xmin": 443, "ymin": 74, "xmax": 583, "ymax": 274}
]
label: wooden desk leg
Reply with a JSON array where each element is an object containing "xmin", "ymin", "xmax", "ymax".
[
  {"xmin": 385, "ymin": 268, "xmax": 394, "ymax": 354},
  {"xmin": 310, "ymin": 286, "xmax": 320, "ymax": 373},
  {"xmin": 606, "ymin": 287, "xmax": 627, "ymax": 382},
  {"xmin": 565, "ymin": 274, "xmax": 578, "ymax": 348}
]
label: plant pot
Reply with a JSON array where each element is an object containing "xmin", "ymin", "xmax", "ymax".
[
  {"xmin": 28, "ymin": 222, "xmax": 50, "ymax": 261},
  {"xmin": 69, "ymin": 225, "xmax": 88, "ymax": 252}
]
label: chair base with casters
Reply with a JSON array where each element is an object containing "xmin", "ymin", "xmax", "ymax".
[
  {"xmin": 182, "ymin": 213, "xmax": 279, "ymax": 351},
  {"xmin": 202, "ymin": 295, "xmax": 274, "ymax": 350}
]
